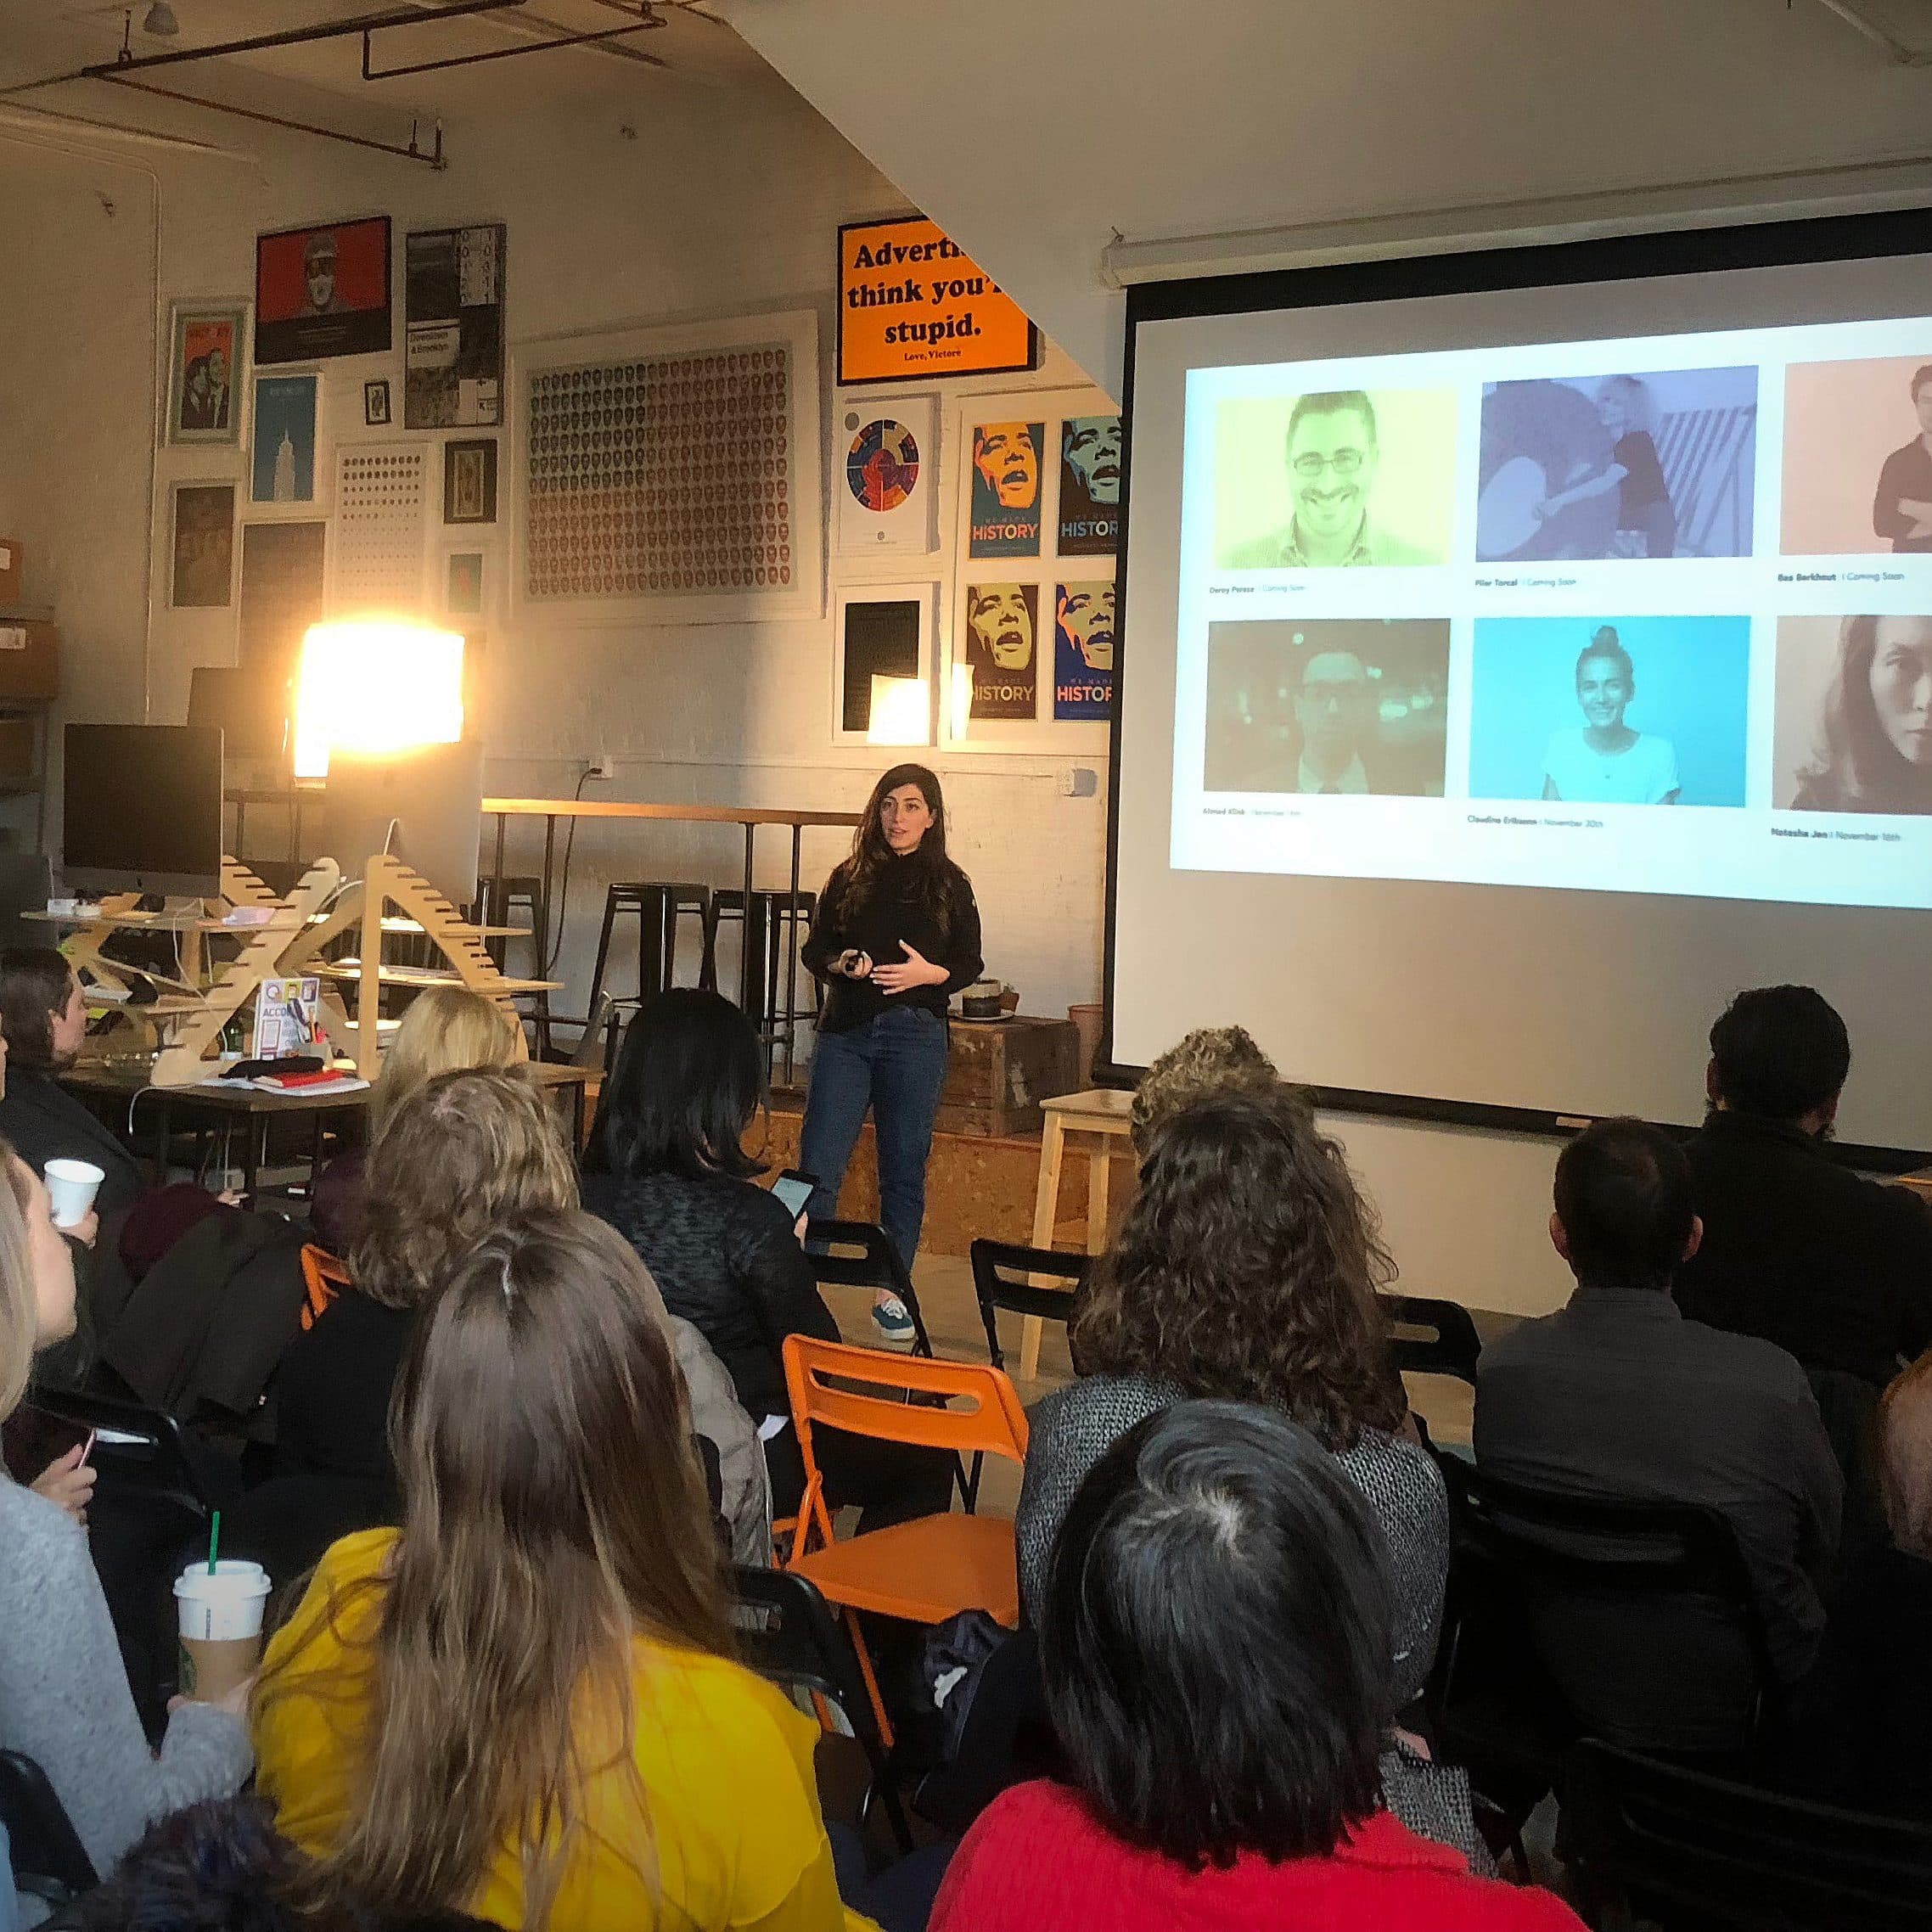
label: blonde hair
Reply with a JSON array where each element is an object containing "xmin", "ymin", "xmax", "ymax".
[
  {"xmin": 0, "ymin": 1145, "xmax": 37, "ymax": 1423},
  {"xmin": 374, "ymin": 987, "xmax": 524, "ymax": 1130},
  {"xmin": 1132, "ymin": 1025, "xmax": 1281, "ymax": 1156},
  {"xmin": 1880, "ymin": 1351, "xmax": 1932, "ymax": 1560},
  {"xmin": 267, "ymin": 1210, "xmax": 731, "ymax": 1927},
  {"xmin": 351, "ymin": 1069, "xmax": 576, "ymax": 1311}
]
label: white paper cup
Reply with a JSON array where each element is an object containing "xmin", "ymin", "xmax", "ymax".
[
  {"xmin": 174, "ymin": 1560, "xmax": 271, "ymax": 1643},
  {"xmin": 43, "ymin": 1159, "xmax": 104, "ymax": 1229}
]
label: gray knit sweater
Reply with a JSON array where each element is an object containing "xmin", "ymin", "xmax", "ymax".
[{"xmin": 0, "ymin": 1474, "xmax": 252, "ymax": 1880}]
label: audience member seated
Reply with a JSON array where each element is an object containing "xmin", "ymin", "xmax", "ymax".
[
  {"xmin": 1475, "ymin": 1116, "xmax": 1843, "ymax": 1695},
  {"xmin": 1786, "ymin": 1349, "xmax": 1932, "ymax": 1817},
  {"xmin": 0, "ymin": 1139, "xmax": 250, "ymax": 1890},
  {"xmin": 586, "ymin": 989, "xmax": 952, "ymax": 1533},
  {"xmin": 254, "ymin": 1210, "xmax": 870, "ymax": 1930},
  {"xmin": 1018, "ymin": 1088, "xmax": 1443, "ymax": 1679},
  {"xmin": 220, "ymin": 1069, "xmax": 576, "ymax": 1587},
  {"xmin": 1674, "ymin": 984, "xmax": 1932, "ymax": 1390},
  {"xmin": 1128, "ymin": 1021, "xmax": 1281, "ymax": 1155},
  {"xmin": 309, "ymin": 987, "xmax": 524, "ymax": 1258},
  {"xmin": 0, "ymin": 949, "xmax": 143, "ymax": 1227},
  {"xmin": 934, "ymin": 1401, "xmax": 1584, "ymax": 1932},
  {"xmin": 43, "ymin": 1795, "xmax": 504, "ymax": 1929}
]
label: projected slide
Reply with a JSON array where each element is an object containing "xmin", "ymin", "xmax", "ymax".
[{"xmin": 1171, "ymin": 323, "xmax": 1932, "ymax": 911}]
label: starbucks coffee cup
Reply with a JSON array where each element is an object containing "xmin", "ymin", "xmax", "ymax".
[
  {"xmin": 43, "ymin": 1159, "xmax": 104, "ymax": 1229},
  {"xmin": 175, "ymin": 1560, "xmax": 271, "ymax": 1703}
]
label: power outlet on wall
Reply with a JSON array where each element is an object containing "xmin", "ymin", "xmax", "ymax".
[{"xmin": 588, "ymin": 753, "xmax": 616, "ymax": 782}]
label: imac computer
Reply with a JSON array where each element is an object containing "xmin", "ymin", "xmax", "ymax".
[{"xmin": 61, "ymin": 723, "xmax": 225, "ymax": 898}]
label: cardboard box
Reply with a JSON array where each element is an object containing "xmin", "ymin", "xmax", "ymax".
[
  {"xmin": 0, "ymin": 621, "xmax": 58, "ymax": 702},
  {"xmin": 0, "ymin": 537, "xmax": 19, "ymax": 609}
]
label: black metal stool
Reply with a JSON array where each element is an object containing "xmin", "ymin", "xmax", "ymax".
[
  {"xmin": 472, "ymin": 873, "xmax": 552, "ymax": 1058},
  {"xmin": 587, "ymin": 881, "xmax": 710, "ymax": 1069},
  {"xmin": 699, "ymin": 888, "xmax": 819, "ymax": 1081}
]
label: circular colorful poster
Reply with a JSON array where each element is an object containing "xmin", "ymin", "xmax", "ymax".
[{"xmin": 845, "ymin": 418, "xmax": 920, "ymax": 513}]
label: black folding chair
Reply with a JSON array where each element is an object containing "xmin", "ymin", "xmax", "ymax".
[
  {"xmin": 1562, "ymin": 1738, "xmax": 1932, "ymax": 1930},
  {"xmin": 730, "ymin": 1564, "xmax": 914, "ymax": 1853},
  {"xmin": 968, "ymin": 1239, "xmax": 1087, "ymax": 1373},
  {"xmin": 1379, "ymin": 1290, "xmax": 1482, "ymax": 1384},
  {"xmin": 806, "ymin": 1217, "xmax": 934, "ymax": 1357},
  {"xmin": 0, "ymin": 1749, "xmax": 98, "ymax": 1910},
  {"xmin": 1435, "ymin": 1457, "xmax": 1779, "ymax": 1777},
  {"xmin": 23, "ymin": 1386, "xmax": 215, "ymax": 1520}
]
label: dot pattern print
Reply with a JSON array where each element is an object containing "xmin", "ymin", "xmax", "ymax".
[
  {"xmin": 335, "ymin": 446, "xmax": 430, "ymax": 614},
  {"xmin": 525, "ymin": 344, "xmax": 794, "ymax": 598}
]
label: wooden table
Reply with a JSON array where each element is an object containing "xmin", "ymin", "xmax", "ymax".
[
  {"xmin": 63, "ymin": 1057, "xmax": 594, "ymax": 1199},
  {"xmin": 482, "ymin": 798, "xmax": 862, "ymax": 1079},
  {"xmin": 1023, "ymin": 1087, "xmax": 1135, "ymax": 1379}
]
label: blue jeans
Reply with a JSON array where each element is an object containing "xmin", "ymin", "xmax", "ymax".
[{"xmin": 800, "ymin": 1005, "xmax": 950, "ymax": 1273}]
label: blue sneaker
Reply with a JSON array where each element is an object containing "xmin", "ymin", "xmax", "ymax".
[{"xmin": 871, "ymin": 1294, "xmax": 917, "ymax": 1349}]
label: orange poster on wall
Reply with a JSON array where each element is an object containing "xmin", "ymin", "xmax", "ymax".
[{"xmin": 838, "ymin": 216, "xmax": 1038, "ymax": 385}]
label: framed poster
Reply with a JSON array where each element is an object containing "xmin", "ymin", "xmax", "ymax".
[
  {"xmin": 834, "ymin": 582, "xmax": 935, "ymax": 746},
  {"xmin": 250, "ymin": 372, "xmax": 320, "ymax": 507},
  {"xmin": 1058, "ymin": 414, "xmax": 1121, "ymax": 555},
  {"xmin": 445, "ymin": 550, "xmax": 486, "ymax": 615},
  {"xmin": 968, "ymin": 418, "xmax": 1045, "ymax": 559},
  {"xmin": 836, "ymin": 393, "xmax": 937, "ymax": 559},
  {"xmin": 333, "ymin": 445, "xmax": 430, "ymax": 615},
  {"xmin": 443, "ymin": 439, "xmax": 498, "ymax": 524},
  {"xmin": 255, "ymin": 215, "xmax": 391, "ymax": 364},
  {"xmin": 168, "ymin": 482, "xmax": 235, "ymax": 609},
  {"xmin": 363, "ymin": 378, "xmax": 391, "ymax": 426},
  {"xmin": 237, "ymin": 520, "xmax": 327, "ymax": 679},
  {"xmin": 511, "ymin": 308, "xmax": 823, "ymax": 625},
  {"xmin": 405, "ymin": 222, "xmax": 505, "ymax": 429},
  {"xmin": 164, "ymin": 301, "xmax": 245, "ymax": 446},
  {"xmin": 837, "ymin": 216, "xmax": 1037, "ymax": 385}
]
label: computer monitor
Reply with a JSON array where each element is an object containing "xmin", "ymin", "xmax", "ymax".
[
  {"xmin": 61, "ymin": 723, "xmax": 225, "ymax": 897},
  {"xmin": 321, "ymin": 739, "xmax": 484, "ymax": 909}
]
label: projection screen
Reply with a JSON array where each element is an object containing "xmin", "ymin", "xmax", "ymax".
[{"xmin": 1108, "ymin": 211, "xmax": 1932, "ymax": 1160}]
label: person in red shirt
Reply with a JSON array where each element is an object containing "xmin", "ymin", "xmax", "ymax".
[{"xmin": 930, "ymin": 1401, "xmax": 1583, "ymax": 1932}]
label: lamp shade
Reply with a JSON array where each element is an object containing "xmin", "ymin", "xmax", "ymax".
[{"xmin": 293, "ymin": 620, "xmax": 465, "ymax": 779}]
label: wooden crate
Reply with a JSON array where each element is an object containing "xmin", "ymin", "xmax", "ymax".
[{"xmin": 936, "ymin": 1014, "xmax": 1080, "ymax": 1138}]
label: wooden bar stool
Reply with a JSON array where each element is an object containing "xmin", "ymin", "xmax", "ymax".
[{"xmin": 1022, "ymin": 1087, "xmax": 1136, "ymax": 1380}]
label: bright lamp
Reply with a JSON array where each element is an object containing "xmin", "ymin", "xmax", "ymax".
[{"xmin": 293, "ymin": 620, "xmax": 465, "ymax": 779}]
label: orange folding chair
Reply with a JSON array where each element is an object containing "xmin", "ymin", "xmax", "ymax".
[
  {"xmin": 299, "ymin": 1244, "xmax": 351, "ymax": 1332},
  {"xmin": 780, "ymin": 1334, "xmax": 1030, "ymax": 1744}
]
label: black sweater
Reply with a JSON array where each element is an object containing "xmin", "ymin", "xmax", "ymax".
[
  {"xmin": 585, "ymin": 1167, "xmax": 838, "ymax": 1419},
  {"xmin": 800, "ymin": 851, "xmax": 983, "ymax": 1033}
]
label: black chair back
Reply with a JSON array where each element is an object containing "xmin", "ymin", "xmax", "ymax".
[
  {"xmin": 1438, "ymin": 1457, "xmax": 1776, "ymax": 1756},
  {"xmin": 1380, "ymin": 1291, "xmax": 1482, "ymax": 1384},
  {"xmin": 0, "ymin": 1748, "xmax": 98, "ymax": 1907},
  {"xmin": 729, "ymin": 1564, "xmax": 913, "ymax": 1851},
  {"xmin": 968, "ymin": 1239, "xmax": 1087, "ymax": 1371},
  {"xmin": 805, "ymin": 1217, "xmax": 933, "ymax": 1356},
  {"xmin": 1563, "ymin": 1738, "xmax": 1932, "ymax": 1930},
  {"xmin": 23, "ymin": 1386, "xmax": 213, "ymax": 1519}
]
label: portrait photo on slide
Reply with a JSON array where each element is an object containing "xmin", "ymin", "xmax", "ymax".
[
  {"xmin": 1212, "ymin": 387, "xmax": 1456, "ymax": 570},
  {"xmin": 1774, "ymin": 614, "xmax": 1932, "ymax": 815},
  {"xmin": 1203, "ymin": 617, "xmax": 1451, "ymax": 795},
  {"xmin": 1782, "ymin": 354, "xmax": 1932, "ymax": 555},
  {"xmin": 1468, "ymin": 615, "xmax": 1751, "ymax": 808},
  {"xmin": 1476, "ymin": 366, "xmax": 1757, "ymax": 563}
]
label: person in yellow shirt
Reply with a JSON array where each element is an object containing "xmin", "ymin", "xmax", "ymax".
[{"xmin": 252, "ymin": 1209, "xmax": 873, "ymax": 1931}]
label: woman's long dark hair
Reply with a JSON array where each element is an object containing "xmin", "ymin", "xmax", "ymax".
[
  {"xmin": 1073, "ymin": 1087, "xmax": 1405, "ymax": 1451},
  {"xmin": 601, "ymin": 989, "xmax": 765, "ymax": 1182},
  {"xmin": 1799, "ymin": 615, "xmax": 1932, "ymax": 812},
  {"xmin": 827, "ymin": 762, "xmax": 958, "ymax": 924},
  {"xmin": 0, "ymin": 947, "xmax": 74, "ymax": 1072}
]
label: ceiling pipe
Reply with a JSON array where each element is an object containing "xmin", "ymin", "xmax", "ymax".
[{"xmin": 1813, "ymin": 0, "xmax": 1932, "ymax": 65}]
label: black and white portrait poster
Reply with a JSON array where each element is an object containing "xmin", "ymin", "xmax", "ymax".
[
  {"xmin": 405, "ymin": 223, "xmax": 506, "ymax": 429},
  {"xmin": 1058, "ymin": 415, "xmax": 1121, "ymax": 555}
]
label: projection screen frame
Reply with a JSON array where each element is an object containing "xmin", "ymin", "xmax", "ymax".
[{"xmin": 1101, "ymin": 204, "xmax": 1932, "ymax": 1171}]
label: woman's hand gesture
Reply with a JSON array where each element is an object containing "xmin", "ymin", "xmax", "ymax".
[{"xmin": 871, "ymin": 943, "xmax": 948, "ymax": 996}]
